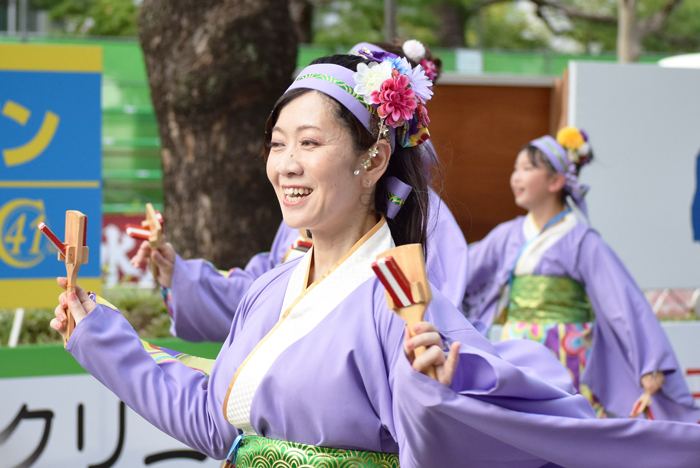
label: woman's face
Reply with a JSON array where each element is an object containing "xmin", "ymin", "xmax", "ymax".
[
  {"xmin": 510, "ymin": 149, "xmax": 559, "ymax": 211},
  {"xmin": 267, "ymin": 91, "xmax": 369, "ymax": 235}
]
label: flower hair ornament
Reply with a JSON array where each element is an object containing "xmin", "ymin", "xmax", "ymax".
[
  {"xmin": 351, "ymin": 45, "xmax": 433, "ymax": 173},
  {"xmin": 530, "ymin": 126, "xmax": 593, "ymax": 219},
  {"xmin": 556, "ymin": 126, "xmax": 592, "ymax": 165}
]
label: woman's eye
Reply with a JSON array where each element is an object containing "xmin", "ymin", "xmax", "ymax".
[
  {"xmin": 270, "ymin": 141, "xmax": 284, "ymax": 149},
  {"xmin": 301, "ymin": 140, "xmax": 318, "ymax": 147}
]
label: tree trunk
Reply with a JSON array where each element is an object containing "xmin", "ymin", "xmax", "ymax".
[
  {"xmin": 290, "ymin": 0, "xmax": 313, "ymax": 44},
  {"xmin": 434, "ymin": 0, "xmax": 467, "ymax": 48},
  {"xmin": 138, "ymin": 0, "xmax": 297, "ymax": 268},
  {"xmin": 617, "ymin": 0, "xmax": 641, "ymax": 62}
]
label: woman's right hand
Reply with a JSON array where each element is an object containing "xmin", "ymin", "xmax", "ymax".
[{"xmin": 130, "ymin": 240, "xmax": 177, "ymax": 288}]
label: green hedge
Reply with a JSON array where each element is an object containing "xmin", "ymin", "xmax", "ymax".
[{"xmin": 0, "ymin": 286, "xmax": 172, "ymax": 346}]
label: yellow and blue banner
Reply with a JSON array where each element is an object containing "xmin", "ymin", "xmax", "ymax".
[{"xmin": 0, "ymin": 44, "xmax": 102, "ymax": 307}]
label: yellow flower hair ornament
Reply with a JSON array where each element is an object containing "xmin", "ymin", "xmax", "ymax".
[{"xmin": 556, "ymin": 126, "xmax": 591, "ymax": 165}]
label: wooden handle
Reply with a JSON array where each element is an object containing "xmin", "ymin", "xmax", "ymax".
[
  {"xmin": 630, "ymin": 392, "xmax": 653, "ymax": 418},
  {"xmin": 62, "ymin": 211, "xmax": 88, "ymax": 346},
  {"xmin": 377, "ymin": 244, "xmax": 437, "ymax": 380},
  {"xmin": 149, "ymin": 258, "xmax": 158, "ymax": 280},
  {"xmin": 63, "ymin": 282, "xmax": 77, "ymax": 346},
  {"xmin": 144, "ymin": 203, "xmax": 165, "ymax": 248}
]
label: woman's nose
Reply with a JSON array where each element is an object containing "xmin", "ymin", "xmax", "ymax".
[{"xmin": 277, "ymin": 146, "xmax": 302, "ymax": 176}]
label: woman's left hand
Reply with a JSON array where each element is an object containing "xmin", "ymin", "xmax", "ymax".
[
  {"xmin": 50, "ymin": 278, "xmax": 97, "ymax": 341},
  {"xmin": 404, "ymin": 322, "xmax": 460, "ymax": 387},
  {"xmin": 641, "ymin": 371, "xmax": 665, "ymax": 395}
]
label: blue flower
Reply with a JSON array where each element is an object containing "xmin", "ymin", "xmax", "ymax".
[{"xmin": 387, "ymin": 56, "xmax": 411, "ymax": 75}]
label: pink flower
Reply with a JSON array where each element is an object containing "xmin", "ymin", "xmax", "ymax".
[
  {"xmin": 420, "ymin": 59, "xmax": 437, "ymax": 81},
  {"xmin": 370, "ymin": 75, "xmax": 417, "ymax": 127}
]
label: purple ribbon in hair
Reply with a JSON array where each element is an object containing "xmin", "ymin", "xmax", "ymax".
[
  {"xmin": 530, "ymin": 135, "xmax": 590, "ymax": 219},
  {"xmin": 386, "ymin": 176, "xmax": 412, "ymax": 219}
]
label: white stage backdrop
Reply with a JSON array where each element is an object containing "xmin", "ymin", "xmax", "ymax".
[{"xmin": 568, "ymin": 61, "xmax": 700, "ymax": 289}]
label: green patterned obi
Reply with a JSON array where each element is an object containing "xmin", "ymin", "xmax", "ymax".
[
  {"xmin": 230, "ymin": 435, "xmax": 400, "ymax": 468},
  {"xmin": 507, "ymin": 275, "xmax": 594, "ymax": 325}
]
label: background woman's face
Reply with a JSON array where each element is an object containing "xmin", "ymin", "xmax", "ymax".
[
  {"xmin": 266, "ymin": 91, "xmax": 367, "ymax": 235},
  {"xmin": 510, "ymin": 149, "xmax": 554, "ymax": 211}
]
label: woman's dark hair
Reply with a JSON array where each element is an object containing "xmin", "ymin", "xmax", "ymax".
[{"xmin": 263, "ymin": 54, "xmax": 431, "ymax": 254}]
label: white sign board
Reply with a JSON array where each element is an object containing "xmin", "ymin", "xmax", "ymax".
[
  {"xmin": 0, "ymin": 375, "xmax": 221, "ymax": 468},
  {"xmin": 568, "ymin": 61, "xmax": 700, "ymax": 289}
]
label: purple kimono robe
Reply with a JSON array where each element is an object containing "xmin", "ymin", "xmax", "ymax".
[
  {"xmin": 66, "ymin": 219, "xmax": 700, "ymax": 468},
  {"xmin": 167, "ymin": 188, "xmax": 469, "ymax": 342},
  {"xmin": 464, "ymin": 215, "xmax": 700, "ymax": 423}
]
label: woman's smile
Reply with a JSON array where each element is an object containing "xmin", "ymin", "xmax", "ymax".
[{"xmin": 283, "ymin": 186, "xmax": 314, "ymax": 205}]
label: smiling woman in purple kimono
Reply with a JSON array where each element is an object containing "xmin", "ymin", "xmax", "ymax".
[
  {"xmin": 130, "ymin": 41, "xmax": 469, "ymax": 344},
  {"xmin": 464, "ymin": 127, "xmax": 699, "ymax": 423},
  {"xmin": 51, "ymin": 54, "xmax": 700, "ymax": 467}
]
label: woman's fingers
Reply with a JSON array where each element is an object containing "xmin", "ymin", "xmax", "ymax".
[
  {"xmin": 57, "ymin": 278, "xmax": 96, "ymax": 315},
  {"xmin": 130, "ymin": 241, "xmax": 152, "ymax": 267},
  {"xmin": 641, "ymin": 372, "xmax": 665, "ymax": 395},
  {"xmin": 160, "ymin": 242, "xmax": 177, "ymax": 263},
  {"xmin": 405, "ymin": 331, "xmax": 442, "ymax": 352},
  {"xmin": 54, "ymin": 304, "xmax": 67, "ymax": 324},
  {"xmin": 438, "ymin": 342, "xmax": 461, "ymax": 387},
  {"xmin": 403, "ymin": 326, "xmax": 415, "ymax": 362},
  {"xmin": 151, "ymin": 249, "xmax": 171, "ymax": 268},
  {"xmin": 412, "ymin": 322, "xmax": 438, "ymax": 335},
  {"xmin": 51, "ymin": 305, "xmax": 68, "ymax": 338},
  {"xmin": 412, "ymin": 344, "xmax": 445, "ymax": 373},
  {"xmin": 151, "ymin": 249, "xmax": 174, "ymax": 288},
  {"xmin": 64, "ymin": 291, "xmax": 88, "ymax": 325},
  {"xmin": 404, "ymin": 321, "xmax": 460, "ymax": 387}
]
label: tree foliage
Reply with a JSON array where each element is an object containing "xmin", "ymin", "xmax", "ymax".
[
  {"xmin": 26, "ymin": 0, "xmax": 700, "ymax": 55},
  {"xmin": 31, "ymin": 0, "xmax": 139, "ymax": 36},
  {"xmin": 311, "ymin": 0, "xmax": 698, "ymax": 55}
]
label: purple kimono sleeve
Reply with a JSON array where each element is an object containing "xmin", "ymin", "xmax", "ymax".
[
  {"xmin": 386, "ymin": 291, "xmax": 700, "ymax": 468},
  {"xmin": 66, "ymin": 303, "xmax": 240, "ymax": 459},
  {"xmin": 393, "ymin": 355, "xmax": 700, "ymax": 468},
  {"xmin": 168, "ymin": 222, "xmax": 298, "ymax": 342},
  {"xmin": 576, "ymin": 231, "xmax": 700, "ymax": 422}
]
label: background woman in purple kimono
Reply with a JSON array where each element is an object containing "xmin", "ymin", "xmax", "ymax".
[
  {"xmin": 50, "ymin": 54, "xmax": 700, "ymax": 467},
  {"xmin": 463, "ymin": 127, "xmax": 699, "ymax": 423},
  {"xmin": 129, "ymin": 40, "xmax": 470, "ymax": 343}
]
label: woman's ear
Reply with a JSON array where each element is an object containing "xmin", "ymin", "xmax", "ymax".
[
  {"xmin": 548, "ymin": 173, "xmax": 567, "ymax": 194},
  {"xmin": 363, "ymin": 139, "xmax": 391, "ymax": 184}
]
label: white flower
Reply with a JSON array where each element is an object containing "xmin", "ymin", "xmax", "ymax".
[
  {"xmin": 409, "ymin": 65, "xmax": 433, "ymax": 103},
  {"xmin": 402, "ymin": 39, "xmax": 426, "ymax": 62},
  {"xmin": 578, "ymin": 142, "xmax": 590, "ymax": 156},
  {"xmin": 353, "ymin": 61, "xmax": 393, "ymax": 103}
]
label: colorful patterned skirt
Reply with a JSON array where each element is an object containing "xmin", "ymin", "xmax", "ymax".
[
  {"xmin": 225, "ymin": 435, "xmax": 400, "ymax": 468},
  {"xmin": 502, "ymin": 275, "xmax": 608, "ymax": 417}
]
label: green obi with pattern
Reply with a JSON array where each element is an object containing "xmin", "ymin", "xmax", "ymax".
[
  {"xmin": 233, "ymin": 435, "xmax": 400, "ymax": 468},
  {"xmin": 507, "ymin": 275, "xmax": 594, "ymax": 325}
]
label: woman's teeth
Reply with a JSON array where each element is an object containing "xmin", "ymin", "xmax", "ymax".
[{"xmin": 283, "ymin": 187, "xmax": 313, "ymax": 201}]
